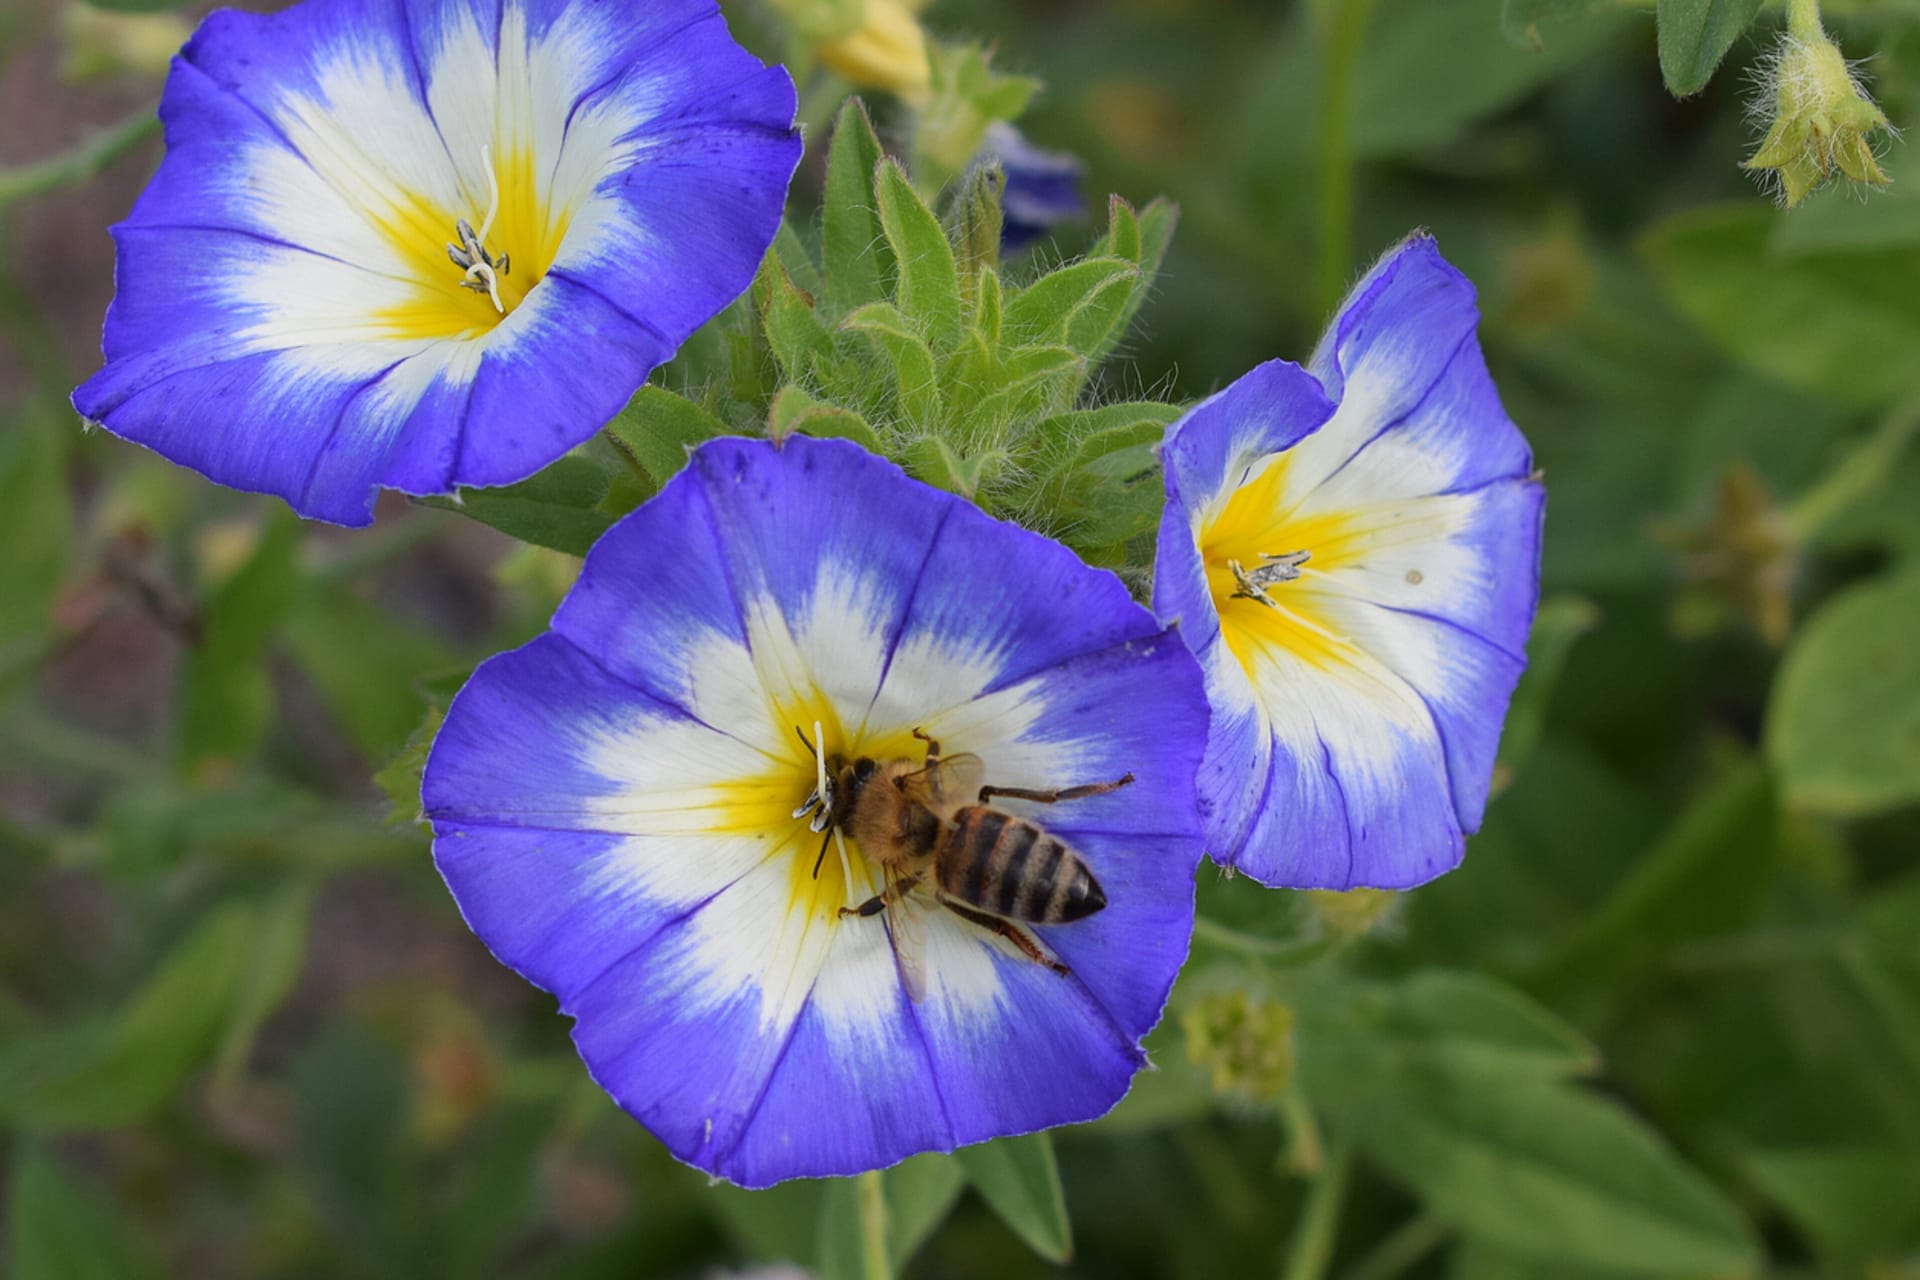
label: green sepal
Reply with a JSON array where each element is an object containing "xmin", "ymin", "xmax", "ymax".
[
  {"xmin": 768, "ymin": 384, "xmax": 884, "ymax": 451},
  {"xmin": 1003, "ymin": 257, "xmax": 1139, "ymax": 356},
  {"xmin": 823, "ymin": 100, "xmax": 894, "ymax": 317},
  {"xmin": 876, "ymin": 158, "xmax": 963, "ymax": 355},
  {"xmin": 606, "ymin": 385, "xmax": 733, "ymax": 486},
  {"xmin": 755, "ymin": 247, "xmax": 834, "ymax": 385},
  {"xmin": 843, "ymin": 301, "xmax": 943, "ymax": 428}
]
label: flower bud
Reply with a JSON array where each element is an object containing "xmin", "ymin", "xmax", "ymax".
[
  {"xmin": 61, "ymin": 5, "xmax": 192, "ymax": 82},
  {"xmin": 1661, "ymin": 462, "xmax": 1798, "ymax": 646},
  {"xmin": 1306, "ymin": 886, "xmax": 1397, "ymax": 937},
  {"xmin": 1745, "ymin": 26, "xmax": 1892, "ymax": 208},
  {"xmin": 1180, "ymin": 990, "xmax": 1295, "ymax": 1104},
  {"xmin": 812, "ymin": 0, "xmax": 932, "ymax": 101}
]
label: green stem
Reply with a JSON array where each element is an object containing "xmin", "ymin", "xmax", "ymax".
[
  {"xmin": 1786, "ymin": 0, "xmax": 1823, "ymax": 41},
  {"xmin": 1786, "ymin": 394, "xmax": 1920, "ymax": 543},
  {"xmin": 0, "ymin": 108, "xmax": 160, "ymax": 212},
  {"xmin": 1280, "ymin": 1138, "xmax": 1352, "ymax": 1280},
  {"xmin": 1192, "ymin": 915, "xmax": 1341, "ymax": 968},
  {"xmin": 1336, "ymin": 1213, "xmax": 1448, "ymax": 1280},
  {"xmin": 1311, "ymin": 0, "xmax": 1377, "ymax": 322},
  {"xmin": 856, "ymin": 1169, "xmax": 891, "ymax": 1280}
]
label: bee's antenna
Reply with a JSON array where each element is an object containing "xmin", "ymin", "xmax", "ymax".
[
  {"xmin": 812, "ymin": 827, "xmax": 832, "ymax": 879},
  {"xmin": 794, "ymin": 725, "xmax": 816, "ymax": 757}
]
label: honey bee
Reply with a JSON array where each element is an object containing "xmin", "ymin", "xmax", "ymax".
[{"xmin": 793, "ymin": 726, "xmax": 1131, "ymax": 1000}]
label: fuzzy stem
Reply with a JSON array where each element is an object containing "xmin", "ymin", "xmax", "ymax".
[
  {"xmin": 1312, "ymin": 0, "xmax": 1377, "ymax": 322},
  {"xmin": 1280, "ymin": 1138, "xmax": 1352, "ymax": 1280},
  {"xmin": 1787, "ymin": 0, "xmax": 1823, "ymax": 42},
  {"xmin": 0, "ymin": 108, "xmax": 159, "ymax": 212}
]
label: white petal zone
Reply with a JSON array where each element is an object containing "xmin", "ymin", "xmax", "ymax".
[
  {"xmin": 1292, "ymin": 492, "xmax": 1507, "ymax": 629},
  {"xmin": 861, "ymin": 625, "xmax": 1013, "ymax": 743},
  {"xmin": 677, "ymin": 833, "xmax": 875, "ymax": 1035},
  {"xmin": 1238, "ymin": 617, "xmax": 1449, "ymax": 841},
  {"xmin": 576, "ymin": 709, "xmax": 786, "ymax": 834}
]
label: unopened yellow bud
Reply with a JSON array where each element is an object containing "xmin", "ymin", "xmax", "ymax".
[
  {"xmin": 1745, "ymin": 27, "xmax": 1892, "ymax": 208},
  {"xmin": 814, "ymin": 0, "xmax": 931, "ymax": 102},
  {"xmin": 61, "ymin": 5, "xmax": 192, "ymax": 82}
]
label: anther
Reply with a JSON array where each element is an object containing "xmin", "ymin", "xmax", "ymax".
[
  {"xmin": 447, "ymin": 146, "xmax": 509, "ymax": 315},
  {"xmin": 1228, "ymin": 550, "xmax": 1312, "ymax": 609}
]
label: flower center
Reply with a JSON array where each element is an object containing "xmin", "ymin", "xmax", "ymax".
[
  {"xmin": 366, "ymin": 144, "xmax": 570, "ymax": 341},
  {"xmin": 775, "ymin": 709, "xmax": 931, "ymax": 923},
  {"xmin": 1200, "ymin": 452, "xmax": 1363, "ymax": 678}
]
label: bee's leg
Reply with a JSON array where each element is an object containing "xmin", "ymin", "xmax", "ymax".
[
  {"xmin": 911, "ymin": 726, "xmax": 941, "ymax": 765},
  {"xmin": 939, "ymin": 898, "xmax": 1070, "ymax": 976},
  {"xmin": 840, "ymin": 872, "xmax": 923, "ymax": 919},
  {"xmin": 977, "ymin": 773, "xmax": 1135, "ymax": 805}
]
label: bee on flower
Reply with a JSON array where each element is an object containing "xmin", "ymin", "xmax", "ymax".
[{"xmin": 423, "ymin": 436, "xmax": 1208, "ymax": 1186}]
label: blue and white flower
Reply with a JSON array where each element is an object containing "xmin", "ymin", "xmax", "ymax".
[
  {"xmin": 73, "ymin": 0, "xmax": 799, "ymax": 525},
  {"xmin": 1154, "ymin": 235, "xmax": 1544, "ymax": 890},
  {"xmin": 423, "ymin": 436, "xmax": 1208, "ymax": 1186}
]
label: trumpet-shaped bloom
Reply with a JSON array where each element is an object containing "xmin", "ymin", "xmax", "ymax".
[
  {"xmin": 423, "ymin": 436, "xmax": 1207, "ymax": 1186},
  {"xmin": 72, "ymin": 0, "xmax": 799, "ymax": 525},
  {"xmin": 1154, "ymin": 236, "xmax": 1543, "ymax": 890}
]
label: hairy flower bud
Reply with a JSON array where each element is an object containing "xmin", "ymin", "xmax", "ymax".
[
  {"xmin": 810, "ymin": 0, "xmax": 932, "ymax": 101},
  {"xmin": 1745, "ymin": 24, "xmax": 1892, "ymax": 207}
]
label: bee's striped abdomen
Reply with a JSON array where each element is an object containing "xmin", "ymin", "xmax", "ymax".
[{"xmin": 940, "ymin": 806, "xmax": 1107, "ymax": 923}]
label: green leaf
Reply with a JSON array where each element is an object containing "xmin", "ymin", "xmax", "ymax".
[
  {"xmin": 1642, "ymin": 204, "xmax": 1920, "ymax": 410},
  {"xmin": 768, "ymin": 384, "xmax": 883, "ymax": 450},
  {"xmin": 2, "ymin": 903, "xmax": 263, "ymax": 1131},
  {"xmin": 1501, "ymin": 0, "xmax": 1614, "ymax": 49},
  {"xmin": 823, "ymin": 100, "xmax": 894, "ymax": 317},
  {"xmin": 1496, "ymin": 595, "xmax": 1600, "ymax": 785},
  {"xmin": 1744, "ymin": 1145, "xmax": 1920, "ymax": 1259},
  {"xmin": 374, "ymin": 704, "xmax": 445, "ymax": 828},
  {"xmin": 607, "ymin": 385, "xmax": 733, "ymax": 487},
  {"xmin": 1655, "ymin": 0, "xmax": 1766, "ymax": 96},
  {"xmin": 1003, "ymin": 258, "xmax": 1139, "ymax": 351},
  {"xmin": 0, "ymin": 419, "xmax": 70, "ymax": 651},
  {"xmin": 966, "ymin": 345, "xmax": 1085, "ymax": 434},
  {"xmin": 1297, "ymin": 971, "xmax": 1600, "ymax": 1106},
  {"xmin": 1528, "ymin": 759, "xmax": 1778, "ymax": 1009},
  {"xmin": 1768, "ymin": 573, "xmax": 1920, "ymax": 817},
  {"xmin": 844, "ymin": 301, "xmax": 943, "ymax": 427},
  {"xmin": 955, "ymin": 1132, "xmax": 1073, "ymax": 1264},
  {"xmin": 886, "ymin": 1152, "xmax": 966, "ymax": 1270},
  {"xmin": 284, "ymin": 586, "xmax": 452, "ymax": 760},
  {"xmin": 875, "ymin": 158, "xmax": 963, "ymax": 355},
  {"xmin": 211, "ymin": 882, "xmax": 313, "ymax": 1092},
  {"xmin": 1351, "ymin": 0, "xmax": 1629, "ymax": 154},
  {"xmin": 6, "ymin": 1146, "xmax": 164, "ymax": 1280},
  {"xmin": 1343, "ymin": 1077, "xmax": 1758, "ymax": 1276},
  {"xmin": 427, "ymin": 456, "xmax": 616, "ymax": 556},
  {"xmin": 756, "ymin": 249, "xmax": 834, "ymax": 385},
  {"xmin": 902, "ymin": 434, "xmax": 980, "ymax": 497},
  {"xmin": 180, "ymin": 512, "xmax": 301, "ymax": 767},
  {"xmin": 814, "ymin": 1178, "xmax": 873, "ymax": 1280},
  {"xmin": 1773, "ymin": 147, "xmax": 1920, "ymax": 255}
]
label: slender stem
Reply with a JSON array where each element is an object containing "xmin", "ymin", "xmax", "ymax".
[
  {"xmin": 1337, "ymin": 1213, "xmax": 1448, "ymax": 1280},
  {"xmin": 1279, "ymin": 1091, "xmax": 1325, "ymax": 1176},
  {"xmin": 1311, "ymin": 0, "xmax": 1377, "ymax": 321},
  {"xmin": 855, "ymin": 1169, "xmax": 891, "ymax": 1280},
  {"xmin": 0, "ymin": 108, "xmax": 160, "ymax": 211},
  {"xmin": 1786, "ymin": 394, "xmax": 1920, "ymax": 542},
  {"xmin": 1280, "ymin": 1138, "xmax": 1352, "ymax": 1280},
  {"xmin": 1192, "ymin": 915, "xmax": 1341, "ymax": 967}
]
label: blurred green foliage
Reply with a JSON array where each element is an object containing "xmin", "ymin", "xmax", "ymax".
[{"xmin": 4, "ymin": 0, "xmax": 1920, "ymax": 1277}]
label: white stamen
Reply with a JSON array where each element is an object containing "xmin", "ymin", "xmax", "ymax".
[
  {"xmin": 476, "ymin": 144, "xmax": 501, "ymax": 247},
  {"xmin": 811, "ymin": 720, "xmax": 830, "ymax": 815},
  {"xmin": 464, "ymin": 261, "xmax": 504, "ymax": 314}
]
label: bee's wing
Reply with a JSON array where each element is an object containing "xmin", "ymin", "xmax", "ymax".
[
  {"xmin": 897, "ymin": 753, "xmax": 986, "ymax": 811},
  {"xmin": 882, "ymin": 880, "xmax": 929, "ymax": 1004}
]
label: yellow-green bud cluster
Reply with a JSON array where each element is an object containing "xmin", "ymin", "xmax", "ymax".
[
  {"xmin": 1745, "ymin": 28, "xmax": 1892, "ymax": 208},
  {"xmin": 1180, "ymin": 990, "xmax": 1295, "ymax": 1104}
]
